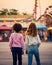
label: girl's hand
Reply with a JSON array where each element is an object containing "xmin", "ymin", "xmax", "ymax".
[
  {"xmin": 26, "ymin": 50, "xmax": 28, "ymax": 54},
  {"xmin": 22, "ymin": 51, "xmax": 24, "ymax": 55}
]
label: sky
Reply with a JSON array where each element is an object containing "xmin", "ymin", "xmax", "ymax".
[{"xmin": 0, "ymin": 0, "xmax": 52, "ymax": 18}]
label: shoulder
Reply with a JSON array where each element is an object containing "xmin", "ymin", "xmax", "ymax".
[
  {"xmin": 36, "ymin": 34, "xmax": 40, "ymax": 37},
  {"xmin": 10, "ymin": 33, "xmax": 14, "ymax": 37},
  {"xmin": 10, "ymin": 33, "xmax": 15, "ymax": 39},
  {"xmin": 18, "ymin": 33, "xmax": 23, "ymax": 37},
  {"xmin": 35, "ymin": 34, "xmax": 40, "ymax": 39}
]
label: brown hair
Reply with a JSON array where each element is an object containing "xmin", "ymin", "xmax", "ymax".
[
  {"xmin": 26, "ymin": 23, "xmax": 37, "ymax": 37},
  {"xmin": 13, "ymin": 23, "xmax": 22, "ymax": 33}
]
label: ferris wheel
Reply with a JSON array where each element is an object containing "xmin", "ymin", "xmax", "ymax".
[
  {"xmin": 33, "ymin": 0, "xmax": 42, "ymax": 21},
  {"xmin": 44, "ymin": 5, "xmax": 52, "ymax": 15},
  {"xmin": 33, "ymin": 0, "xmax": 52, "ymax": 20}
]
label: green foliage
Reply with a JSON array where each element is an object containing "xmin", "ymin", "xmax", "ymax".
[
  {"xmin": 22, "ymin": 12, "xmax": 28, "ymax": 15},
  {"xmin": 0, "ymin": 8, "xmax": 19, "ymax": 15},
  {"xmin": 0, "ymin": 8, "xmax": 8, "ymax": 15},
  {"xmin": 0, "ymin": 8, "xmax": 30, "ymax": 15}
]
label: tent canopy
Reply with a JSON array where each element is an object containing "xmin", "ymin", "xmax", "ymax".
[
  {"xmin": 48, "ymin": 27, "xmax": 52, "ymax": 30},
  {"xmin": 0, "ymin": 25, "xmax": 12, "ymax": 30},
  {"xmin": 37, "ymin": 24, "xmax": 47, "ymax": 29}
]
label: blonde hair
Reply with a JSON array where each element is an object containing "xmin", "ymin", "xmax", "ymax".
[{"xmin": 26, "ymin": 23, "xmax": 37, "ymax": 37}]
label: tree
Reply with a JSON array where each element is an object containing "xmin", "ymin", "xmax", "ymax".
[
  {"xmin": 9, "ymin": 9, "xmax": 19, "ymax": 15},
  {"xmin": 22, "ymin": 12, "xmax": 28, "ymax": 15},
  {"xmin": 0, "ymin": 8, "xmax": 8, "ymax": 15}
]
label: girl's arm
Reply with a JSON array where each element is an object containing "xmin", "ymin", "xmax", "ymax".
[
  {"xmin": 37, "ymin": 34, "xmax": 41, "ymax": 47},
  {"xmin": 25, "ymin": 35, "xmax": 29, "ymax": 50},
  {"xmin": 21, "ymin": 35, "xmax": 25, "ymax": 51},
  {"xmin": 9, "ymin": 34, "xmax": 13, "ymax": 49}
]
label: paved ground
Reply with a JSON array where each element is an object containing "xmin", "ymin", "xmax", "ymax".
[{"xmin": 0, "ymin": 42, "xmax": 52, "ymax": 65}]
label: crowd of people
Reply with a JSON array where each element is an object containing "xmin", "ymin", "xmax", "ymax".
[{"xmin": 0, "ymin": 24, "xmax": 52, "ymax": 42}]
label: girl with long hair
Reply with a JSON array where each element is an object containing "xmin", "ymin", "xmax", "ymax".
[{"xmin": 25, "ymin": 23, "xmax": 41, "ymax": 65}]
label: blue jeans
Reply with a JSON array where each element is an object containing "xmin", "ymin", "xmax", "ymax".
[{"xmin": 27, "ymin": 45, "xmax": 41, "ymax": 65}]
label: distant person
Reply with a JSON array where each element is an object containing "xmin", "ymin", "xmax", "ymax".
[
  {"xmin": 48, "ymin": 30, "xmax": 52, "ymax": 41},
  {"xmin": 38, "ymin": 30, "xmax": 43, "ymax": 41},
  {"xmin": 9, "ymin": 23, "xmax": 25, "ymax": 65},
  {"xmin": 25, "ymin": 23, "xmax": 41, "ymax": 65}
]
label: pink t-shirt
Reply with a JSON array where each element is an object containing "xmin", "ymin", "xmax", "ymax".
[{"xmin": 9, "ymin": 32, "xmax": 25, "ymax": 50}]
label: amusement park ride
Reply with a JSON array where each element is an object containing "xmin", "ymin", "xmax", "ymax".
[
  {"xmin": 0, "ymin": 0, "xmax": 52, "ymax": 41},
  {"xmin": 0, "ymin": 0, "xmax": 52, "ymax": 26},
  {"xmin": 33, "ymin": 0, "xmax": 38, "ymax": 21},
  {"xmin": 33, "ymin": 0, "xmax": 52, "ymax": 26},
  {"xmin": 0, "ymin": 1, "xmax": 52, "ymax": 25}
]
